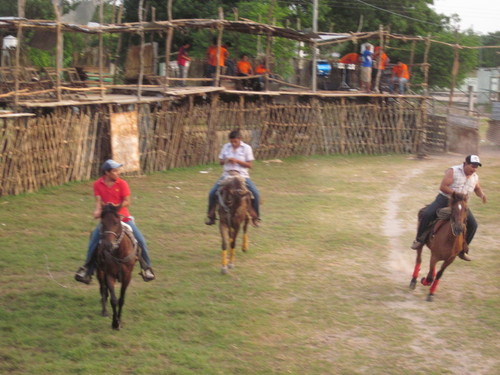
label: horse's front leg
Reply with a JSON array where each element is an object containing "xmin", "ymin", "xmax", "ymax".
[
  {"xmin": 409, "ymin": 247, "xmax": 423, "ymax": 290},
  {"xmin": 219, "ymin": 224, "xmax": 230, "ymax": 274},
  {"xmin": 98, "ymin": 271, "xmax": 109, "ymax": 317},
  {"xmin": 421, "ymin": 254, "xmax": 438, "ymax": 288},
  {"xmin": 228, "ymin": 225, "xmax": 240, "ymax": 269},
  {"xmin": 242, "ymin": 217, "xmax": 249, "ymax": 253},
  {"xmin": 106, "ymin": 275, "xmax": 119, "ymax": 330},
  {"xmin": 427, "ymin": 257, "xmax": 455, "ymax": 302}
]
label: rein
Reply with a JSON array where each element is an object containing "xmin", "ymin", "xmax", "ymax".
[{"xmin": 101, "ymin": 222, "xmax": 137, "ymax": 264}]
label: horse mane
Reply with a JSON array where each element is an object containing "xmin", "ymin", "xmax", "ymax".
[
  {"xmin": 219, "ymin": 175, "xmax": 248, "ymax": 191},
  {"xmin": 101, "ymin": 203, "xmax": 119, "ymax": 218},
  {"xmin": 450, "ymin": 191, "xmax": 466, "ymax": 202}
]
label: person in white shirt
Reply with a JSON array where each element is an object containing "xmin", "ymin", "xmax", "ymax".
[
  {"xmin": 411, "ymin": 155, "xmax": 487, "ymax": 261},
  {"xmin": 205, "ymin": 129, "xmax": 260, "ymax": 227}
]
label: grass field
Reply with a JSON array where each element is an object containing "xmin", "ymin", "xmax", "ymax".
[{"xmin": 1, "ymin": 150, "xmax": 499, "ymax": 375}]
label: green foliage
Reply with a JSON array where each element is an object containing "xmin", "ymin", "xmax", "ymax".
[{"xmin": 479, "ymin": 32, "xmax": 500, "ymax": 67}]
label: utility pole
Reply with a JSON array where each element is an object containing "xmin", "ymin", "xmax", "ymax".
[{"xmin": 312, "ymin": 0, "xmax": 318, "ymax": 92}]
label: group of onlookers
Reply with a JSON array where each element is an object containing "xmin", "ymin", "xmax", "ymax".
[
  {"xmin": 176, "ymin": 39, "xmax": 271, "ymax": 90},
  {"xmin": 338, "ymin": 43, "xmax": 410, "ymax": 94}
]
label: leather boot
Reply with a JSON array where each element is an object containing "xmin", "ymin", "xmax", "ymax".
[
  {"xmin": 205, "ymin": 207, "xmax": 216, "ymax": 225},
  {"xmin": 458, "ymin": 251, "xmax": 472, "ymax": 261},
  {"xmin": 458, "ymin": 242, "xmax": 471, "ymax": 261}
]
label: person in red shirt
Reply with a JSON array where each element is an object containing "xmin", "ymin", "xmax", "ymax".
[
  {"xmin": 177, "ymin": 42, "xmax": 191, "ymax": 87},
  {"xmin": 75, "ymin": 159, "xmax": 155, "ymax": 284},
  {"xmin": 391, "ymin": 60, "xmax": 410, "ymax": 94}
]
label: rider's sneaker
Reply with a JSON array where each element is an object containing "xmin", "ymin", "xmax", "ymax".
[
  {"xmin": 75, "ymin": 266, "xmax": 91, "ymax": 284},
  {"xmin": 458, "ymin": 251, "xmax": 472, "ymax": 261},
  {"xmin": 141, "ymin": 268, "xmax": 155, "ymax": 282},
  {"xmin": 410, "ymin": 240, "xmax": 423, "ymax": 250},
  {"xmin": 205, "ymin": 216, "xmax": 216, "ymax": 225}
]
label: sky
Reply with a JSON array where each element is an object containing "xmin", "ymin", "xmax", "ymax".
[{"xmin": 431, "ymin": 0, "xmax": 500, "ymax": 34}]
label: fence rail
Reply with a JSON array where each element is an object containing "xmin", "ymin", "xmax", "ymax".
[{"xmin": 1, "ymin": 95, "xmax": 439, "ymax": 197}]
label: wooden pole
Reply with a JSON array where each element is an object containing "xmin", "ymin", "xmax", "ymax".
[
  {"xmin": 265, "ymin": 32, "xmax": 272, "ymax": 91},
  {"xmin": 164, "ymin": 0, "xmax": 173, "ymax": 91},
  {"xmin": 422, "ymin": 34, "xmax": 431, "ymax": 96},
  {"xmin": 99, "ymin": 0, "xmax": 104, "ymax": 98},
  {"xmin": 14, "ymin": 0, "xmax": 25, "ymax": 107},
  {"xmin": 138, "ymin": 0, "xmax": 145, "ymax": 99},
  {"xmin": 374, "ymin": 25, "xmax": 384, "ymax": 93},
  {"xmin": 215, "ymin": 7, "xmax": 224, "ymax": 87},
  {"xmin": 408, "ymin": 40, "xmax": 416, "ymax": 76},
  {"xmin": 52, "ymin": 0, "xmax": 62, "ymax": 102},
  {"xmin": 112, "ymin": 4, "xmax": 123, "ymax": 84},
  {"xmin": 448, "ymin": 44, "xmax": 460, "ymax": 107}
]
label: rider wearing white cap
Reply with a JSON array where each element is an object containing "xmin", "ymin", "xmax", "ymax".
[{"xmin": 411, "ymin": 155, "xmax": 487, "ymax": 261}]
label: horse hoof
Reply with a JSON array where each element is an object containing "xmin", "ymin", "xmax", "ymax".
[
  {"xmin": 427, "ymin": 294, "xmax": 434, "ymax": 302},
  {"xmin": 228, "ymin": 263, "xmax": 234, "ymax": 269},
  {"xmin": 409, "ymin": 279, "xmax": 417, "ymax": 290},
  {"xmin": 220, "ymin": 267, "xmax": 228, "ymax": 275},
  {"xmin": 421, "ymin": 277, "xmax": 429, "ymax": 286},
  {"xmin": 101, "ymin": 312, "xmax": 109, "ymax": 317}
]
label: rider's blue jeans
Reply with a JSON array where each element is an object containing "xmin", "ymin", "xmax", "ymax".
[
  {"xmin": 208, "ymin": 177, "xmax": 260, "ymax": 217},
  {"xmin": 85, "ymin": 219, "xmax": 152, "ymax": 274}
]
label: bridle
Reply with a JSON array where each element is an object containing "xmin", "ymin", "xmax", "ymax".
[{"xmin": 100, "ymin": 219, "xmax": 137, "ymax": 264}]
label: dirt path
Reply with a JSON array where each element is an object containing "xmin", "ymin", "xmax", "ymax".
[{"xmin": 381, "ymin": 149, "xmax": 499, "ymax": 375}]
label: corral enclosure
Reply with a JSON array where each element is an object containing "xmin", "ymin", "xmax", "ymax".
[{"xmin": 1, "ymin": 92, "xmax": 443, "ymax": 197}]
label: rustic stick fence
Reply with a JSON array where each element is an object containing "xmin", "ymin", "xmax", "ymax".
[{"xmin": 0, "ymin": 94, "xmax": 442, "ymax": 197}]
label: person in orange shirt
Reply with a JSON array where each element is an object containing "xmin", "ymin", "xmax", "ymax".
[
  {"xmin": 338, "ymin": 52, "xmax": 360, "ymax": 65},
  {"xmin": 205, "ymin": 38, "xmax": 229, "ymax": 81},
  {"xmin": 391, "ymin": 60, "xmax": 410, "ymax": 94},
  {"xmin": 236, "ymin": 54, "xmax": 255, "ymax": 90},
  {"xmin": 371, "ymin": 46, "xmax": 389, "ymax": 92},
  {"xmin": 338, "ymin": 52, "xmax": 360, "ymax": 88}
]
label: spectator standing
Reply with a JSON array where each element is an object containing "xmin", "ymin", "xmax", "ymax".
[
  {"xmin": 360, "ymin": 44, "xmax": 373, "ymax": 93},
  {"xmin": 205, "ymin": 38, "xmax": 229, "ymax": 84},
  {"xmin": 177, "ymin": 42, "xmax": 191, "ymax": 87},
  {"xmin": 371, "ymin": 46, "xmax": 389, "ymax": 92}
]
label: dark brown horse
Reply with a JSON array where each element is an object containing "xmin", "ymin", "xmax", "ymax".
[
  {"xmin": 217, "ymin": 174, "xmax": 252, "ymax": 274},
  {"xmin": 410, "ymin": 192, "xmax": 468, "ymax": 301},
  {"xmin": 96, "ymin": 204, "xmax": 138, "ymax": 329}
]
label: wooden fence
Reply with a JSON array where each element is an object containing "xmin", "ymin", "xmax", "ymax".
[{"xmin": 1, "ymin": 94, "xmax": 436, "ymax": 197}]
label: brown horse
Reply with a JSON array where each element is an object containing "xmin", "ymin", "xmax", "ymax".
[
  {"xmin": 96, "ymin": 204, "xmax": 138, "ymax": 329},
  {"xmin": 217, "ymin": 174, "xmax": 252, "ymax": 274},
  {"xmin": 409, "ymin": 192, "xmax": 468, "ymax": 301}
]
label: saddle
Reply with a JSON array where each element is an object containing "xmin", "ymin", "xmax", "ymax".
[{"xmin": 417, "ymin": 206, "xmax": 460, "ymax": 244}]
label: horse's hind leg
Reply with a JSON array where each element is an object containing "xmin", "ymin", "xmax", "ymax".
[
  {"xmin": 409, "ymin": 248, "xmax": 423, "ymax": 290},
  {"xmin": 228, "ymin": 227, "xmax": 240, "ymax": 269}
]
